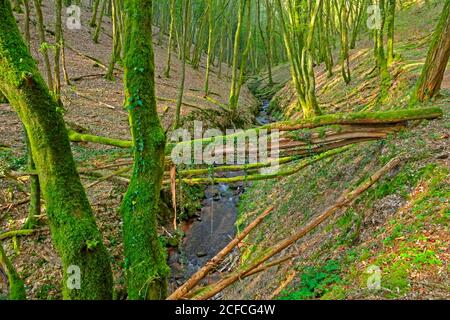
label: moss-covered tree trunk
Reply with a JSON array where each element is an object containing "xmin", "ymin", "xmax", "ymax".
[
  {"xmin": 386, "ymin": 0, "xmax": 396, "ymax": 66},
  {"xmin": 174, "ymin": 0, "xmax": 191, "ymax": 129},
  {"xmin": 32, "ymin": 0, "xmax": 53, "ymax": 88},
  {"xmin": 228, "ymin": 0, "xmax": 246, "ymax": 111},
  {"xmin": 414, "ymin": 0, "xmax": 450, "ymax": 102},
  {"xmin": 121, "ymin": 0, "xmax": 170, "ymax": 300},
  {"xmin": 23, "ymin": 127, "xmax": 41, "ymax": 230},
  {"xmin": 0, "ymin": 242, "xmax": 26, "ymax": 300},
  {"xmin": 0, "ymin": 0, "xmax": 113, "ymax": 299}
]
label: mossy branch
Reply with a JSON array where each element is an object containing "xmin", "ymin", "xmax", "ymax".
[
  {"xmin": 266, "ymin": 107, "xmax": 443, "ymax": 130},
  {"xmin": 67, "ymin": 129, "xmax": 133, "ymax": 148},
  {"xmin": 66, "ymin": 108, "xmax": 442, "ymax": 152}
]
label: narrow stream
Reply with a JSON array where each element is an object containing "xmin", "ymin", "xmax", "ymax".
[{"xmin": 169, "ymin": 100, "xmax": 272, "ymax": 287}]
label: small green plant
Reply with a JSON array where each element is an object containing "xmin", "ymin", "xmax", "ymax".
[{"xmin": 279, "ymin": 260, "xmax": 342, "ymax": 300}]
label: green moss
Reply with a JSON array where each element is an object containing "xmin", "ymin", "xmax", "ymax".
[{"xmin": 120, "ymin": 0, "xmax": 170, "ymax": 300}]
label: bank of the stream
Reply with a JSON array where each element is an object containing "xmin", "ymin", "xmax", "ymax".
[{"xmin": 168, "ymin": 98, "xmax": 275, "ymax": 291}]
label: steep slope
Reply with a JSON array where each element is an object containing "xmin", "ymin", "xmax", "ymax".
[{"xmin": 224, "ymin": 2, "xmax": 449, "ymax": 300}]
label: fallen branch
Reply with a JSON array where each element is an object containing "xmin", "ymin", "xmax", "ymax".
[
  {"xmin": 0, "ymin": 229, "xmax": 34, "ymax": 241},
  {"xmin": 193, "ymin": 156, "xmax": 402, "ymax": 300},
  {"xmin": 85, "ymin": 167, "xmax": 132, "ymax": 189},
  {"xmin": 167, "ymin": 206, "xmax": 274, "ymax": 300},
  {"xmin": 71, "ymin": 91, "xmax": 118, "ymax": 109},
  {"xmin": 67, "ymin": 129, "xmax": 133, "ymax": 148}
]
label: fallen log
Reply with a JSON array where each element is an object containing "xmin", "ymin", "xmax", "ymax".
[
  {"xmin": 267, "ymin": 107, "xmax": 442, "ymax": 131},
  {"xmin": 66, "ymin": 108, "xmax": 442, "ymax": 153}
]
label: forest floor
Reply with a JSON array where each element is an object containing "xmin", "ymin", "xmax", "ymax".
[
  {"xmin": 0, "ymin": 0, "xmax": 258, "ymax": 299},
  {"xmin": 225, "ymin": 2, "xmax": 449, "ymax": 300}
]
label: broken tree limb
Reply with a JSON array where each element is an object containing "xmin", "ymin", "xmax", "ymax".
[
  {"xmin": 167, "ymin": 206, "xmax": 274, "ymax": 300},
  {"xmin": 67, "ymin": 129, "xmax": 133, "ymax": 148},
  {"xmin": 192, "ymin": 156, "xmax": 402, "ymax": 300},
  {"xmin": 0, "ymin": 229, "xmax": 34, "ymax": 241}
]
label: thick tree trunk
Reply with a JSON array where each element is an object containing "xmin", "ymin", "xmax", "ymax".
[
  {"xmin": 121, "ymin": 0, "xmax": 170, "ymax": 299},
  {"xmin": 414, "ymin": 0, "xmax": 450, "ymax": 102},
  {"xmin": 0, "ymin": 0, "xmax": 113, "ymax": 299}
]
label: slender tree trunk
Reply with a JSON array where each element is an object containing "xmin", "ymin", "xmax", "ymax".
[
  {"xmin": 204, "ymin": 0, "xmax": 214, "ymax": 96},
  {"xmin": 164, "ymin": 0, "xmax": 175, "ymax": 78},
  {"xmin": 23, "ymin": 0, "xmax": 31, "ymax": 48},
  {"xmin": 228, "ymin": 0, "xmax": 246, "ymax": 111},
  {"xmin": 413, "ymin": 0, "xmax": 450, "ymax": 102},
  {"xmin": 386, "ymin": 0, "xmax": 396, "ymax": 65},
  {"xmin": 174, "ymin": 0, "xmax": 191, "ymax": 129},
  {"xmin": 32, "ymin": 0, "xmax": 53, "ymax": 88},
  {"xmin": 90, "ymin": 0, "xmax": 101, "ymax": 27},
  {"xmin": 61, "ymin": 33, "xmax": 71, "ymax": 85},
  {"xmin": 93, "ymin": 0, "xmax": 107, "ymax": 43},
  {"xmin": 105, "ymin": 0, "xmax": 119, "ymax": 80},
  {"xmin": 54, "ymin": 0, "xmax": 62, "ymax": 102},
  {"xmin": 339, "ymin": 0, "xmax": 351, "ymax": 84},
  {"xmin": 0, "ymin": 0, "xmax": 113, "ymax": 299},
  {"xmin": 23, "ymin": 127, "xmax": 41, "ymax": 230},
  {"xmin": 121, "ymin": 0, "xmax": 170, "ymax": 299}
]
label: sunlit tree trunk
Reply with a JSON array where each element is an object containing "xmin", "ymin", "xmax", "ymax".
[{"xmin": 413, "ymin": 0, "xmax": 450, "ymax": 102}]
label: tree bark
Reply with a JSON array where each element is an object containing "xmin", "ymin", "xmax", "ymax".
[
  {"xmin": 0, "ymin": 0, "xmax": 113, "ymax": 299},
  {"xmin": 121, "ymin": 0, "xmax": 170, "ymax": 299},
  {"xmin": 414, "ymin": 0, "xmax": 450, "ymax": 102}
]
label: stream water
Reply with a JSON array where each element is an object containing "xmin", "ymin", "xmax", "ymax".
[{"xmin": 169, "ymin": 100, "xmax": 272, "ymax": 287}]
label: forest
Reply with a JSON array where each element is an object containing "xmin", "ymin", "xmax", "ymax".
[{"xmin": 0, "ymin": 0, "xmax": 448, "ymax": 302}]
